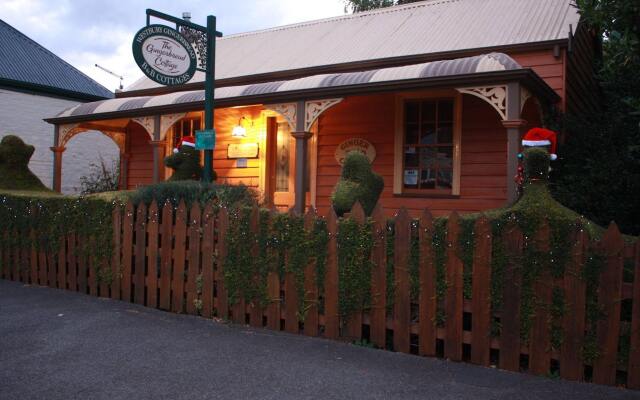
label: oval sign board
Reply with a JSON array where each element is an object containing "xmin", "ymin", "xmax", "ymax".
[
  {"xmin": 334, "ymin": 138, "xmax": 376, "ymax": 165},
  {"xmin": 132, "ymin": 24, "xmax": 197, "ymax": 86}
]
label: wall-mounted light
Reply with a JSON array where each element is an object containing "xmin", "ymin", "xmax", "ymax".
[{"xmin": 232, "ymin": 116, "xmax": 249, "ymax": 138}]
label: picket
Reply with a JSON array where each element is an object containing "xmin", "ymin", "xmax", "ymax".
[
  {"xmin": 419, "ymin": 208, "xmax": 436, "ymax": 356},
  {"xmin": 121, "ymin": 201, "xmax": 134, "ymax": 302},
  {"xmin": 171, "ymin": 200, "xmax": 187, "ymax": 313},
  {"xmin": 29, "ymin": 231, "xmax": 37, "ymax": 285},
  {"xmin": 324, "ymin": 209, "xmax": 339, "ymax": 340},
  {"xmin": 76, "ymin": 235, "xmax": 87, "ymax": 294},
  {"xmin": 186, "ymin": 203, "xmax": 201, "ymax": 315},
  {"xmin": 470, "ymin": 216, "xmax": 492, "ymax": 366},
  {"xmin": 500, "ymin": 220, "xmax": 523, "ymax": 372},
  {"xmin": 88, "ymin": 238, "xmax": 97, "ymax": 296},
  {"xmin": 146, "ymin": 201, "xmax": 159, "ymax": 308},
  {"xmin": 21, "ymin": 244, "xmax": 30, "ymax": 284},
  {"xmin": 111, "ymin": 206, "xmax": 121, "ymax": 300},
  {"xmin": 67, "ymin": 233, "xmax": 77, "ymax": 291},
  {"xmin": 344, "ymin": 201, "xmax": 366, "ymax": 341},
  {"xmin": 159, "ymin": 201, "xmax": 173, "ymax": 310},
  {"xmin": 303, "ymin": 208, "xmax": 319, "ymax": 337},
  {"xmin": 560, "ymin": 226, "xmax": 586, "ymax": 381},
  {"xmin": 216, "ymin": 207, "xmax": 229, "ymax": 320},
  {"xmin": 201, "ymin": 202, "xmax": 215, "ymax": 319},
  {"xmin": 628, "ymin": 241, "xmax": 640, "ymax": 389},
  {"xmin": 134, "ymin": 202, "xmax": 147, "ymax": 305},
  {"xmin": 249, "ymin": 205, "xmax": 263, "ymax": 328},
  {"xmin": 444, "ymin": 212, "xmax": 463, "ymax": 361},
  {"xmin": 593, "ymin": 223, "xmax": 624, "ymax": 386},
  {"xmin": 394, "ymin": 207, "xmax": 411, "ymax": 354},
  {"xmin": 529, "ymin": 220, "xmax": 552, "ymax": 375},
  {"xmin": 369, "ymin": 204, "xmax": 387, "ymax": 349}
]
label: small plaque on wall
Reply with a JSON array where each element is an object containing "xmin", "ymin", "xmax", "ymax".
[
  {"xmin": 228, "ymin": 143, "xmax": 259, "ymax": 159},
  {"xmin": 334, "ymin": 138, "xmax": 376, "ymax": 165}
]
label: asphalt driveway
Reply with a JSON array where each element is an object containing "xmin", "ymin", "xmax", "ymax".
[{"xmin": 1, "ymin": 280, "xmax": 637, "ymax": 400}]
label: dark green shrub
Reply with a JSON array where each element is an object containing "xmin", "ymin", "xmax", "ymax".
[
  {"xmin": 331, "ymin": 151, "xmax": 383, "ymax": 216},
  {"xmin": 130, "ymin": 181, "xmax": 257, "ymax": 207},
  {"xmin": 523, "ymin": 147, "xmax": 550, "ymax": 182},
  {"xmin": 164, "ymin": 145, "xmax": 214, "ymax": 181},
  {"xmin": 0, "ymin": 135, "xmax": 49, "ymax": 191}
]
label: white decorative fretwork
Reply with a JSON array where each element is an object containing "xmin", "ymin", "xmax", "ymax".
[
  {"xmin": 304, "ymin": 98, "xmax": 343, "ymax": 131},
  {"xmin": 57, "ymin": 123, "xmax": 125, "ymax": 153},
  {"xmin": 160, "ymin": 113, "xmax": 186, "ymax": 140},
  {"xmin": 265, "ymin": 103, "xmax": 297, "ymax": 131},
  {"xmin": 58, "ymin": 123, "xmax": 82, "ymax": 147},
  {"xmin": 456, "ymin": 86, "xmax": 507, "ymax": 120},
  {"xmin": 521, "ymin": 87, "xmax": 532, "ymax": 112},
  {"xmin": 131, "ymin": 116, "xmax": 155, "ymax": 139}
]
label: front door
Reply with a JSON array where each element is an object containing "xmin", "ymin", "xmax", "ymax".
[{"xmin": 265, "ymin": 116, "xmax": 295, "ymax": 210}]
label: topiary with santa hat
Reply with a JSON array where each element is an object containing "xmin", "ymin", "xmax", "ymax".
[{"xmin": 164, "ymin": 136, "xmax": 216, "ymax": 181}]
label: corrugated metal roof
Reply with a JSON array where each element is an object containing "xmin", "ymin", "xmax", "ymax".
[
  {"xmin": 0, "ymin": 19, "xmax": 113, "ymax": 99},
  {"xmin": 56, "ymin": 53, "xmax": 523, "ymax": 119},
  {"xmin": 127, "ymin": 0, "xmax": 579, "ymax": 91}
]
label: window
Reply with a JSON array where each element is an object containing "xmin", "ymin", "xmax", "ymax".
[
  {"xmin": 171, "ymin": 116, "xmax": 201, "ymax": 149},
  {"xmin": 394, "ymin": 93, "xmax": 461, "ymax": 195}
]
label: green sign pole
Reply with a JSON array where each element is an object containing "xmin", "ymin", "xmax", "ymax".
[{"xmin": 202, "ymin": 15, "xmax": 216, "ymax": 183}]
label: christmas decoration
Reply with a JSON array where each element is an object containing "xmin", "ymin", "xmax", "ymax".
[
  {"xmin": 0, "ymin": 135, "xmax": 49, "ymax": 191},
  {"xmin": 164, "ymin": 136, "xmax": 215, "ymax": 181},
  {"xmin": 521, "ymin": 127, "xmax": 558, "ymax": 160}
]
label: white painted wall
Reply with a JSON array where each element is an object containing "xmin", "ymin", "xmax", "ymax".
[{"xmin": 0, "ymin": 88, "xmax": 119, "ymax": 194}]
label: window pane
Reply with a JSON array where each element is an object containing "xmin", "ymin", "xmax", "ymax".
[
  {"xmin": 276, "ymin": 122, "xmax": 290, "ymax": 192},
  {"xmin": 437, "ymin": 123, "xmax": 453, "ymax": 144},
  {"xmin": 437, "ymin": 146, "xmax": 453, "ymax": 170},
  {"xmin": 421, "ymin": 101, "xmax": 436, "ymax": 122},
  {"xmin": 437, "ymin": 169, "xmax": 453, "ymax": 189},
  {"xmin": 404, "ymin": 147, "xmax": 419, "ymax": 167},
  {"xmin": 420, "ymin": 123, "xmax": 436, "ymax": 144},
  {"xmin": 405, "ymin": 102, "xmax": 419, "ymax": 124},
  {"xmin": 405, "ymin": 124, "xmax": 419, "ymax": 144},
  {"xmin": 438, "ymin": 100, "xmax": 454, "ymax": 122},
  {"xmin": 420, "ymin": 168, "xmax": 436, "ymax": 189},
  {"xmin": 420, "ymin": 147, "xmax": 437, "ymax": 168}
]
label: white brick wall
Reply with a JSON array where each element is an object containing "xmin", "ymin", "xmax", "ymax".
[{"xmin": 0, "ymin": 88, "xmax": 119, "ymax": 194}]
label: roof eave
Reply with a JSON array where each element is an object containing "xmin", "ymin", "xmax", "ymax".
[
  {"xmin": 0, "ymin": 78, "xmax": 113, "ymax": 102},
  {"xmin": 46, "ymin": 69, "xmax": 559, "ymax": 125}
]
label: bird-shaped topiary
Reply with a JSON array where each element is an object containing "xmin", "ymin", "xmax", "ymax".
[
  {"xmin": 331, "ymin": 151, "xmax": 383, "ymax": 216},
  {"xmin": 0, "ymin": 135, "xmax": 49, "ymax": 191}
]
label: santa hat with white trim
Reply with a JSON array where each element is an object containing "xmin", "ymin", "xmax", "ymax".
[
  {"xmin": 173, "ymin": 136, "xmax": 196, "ymax": 153},
  {"xmin": 522, "ymin": 128, "xmax": 557, "ymax": 160}
]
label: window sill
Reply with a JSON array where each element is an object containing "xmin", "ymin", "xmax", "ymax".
[{"xmin": 393, "ymin": 192, "xmax": 460, "ymax": 199}]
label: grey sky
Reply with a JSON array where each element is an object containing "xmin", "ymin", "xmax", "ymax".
[{"xmin": 1, "ymin": 0, "xmax": 345, "ymax": 91}]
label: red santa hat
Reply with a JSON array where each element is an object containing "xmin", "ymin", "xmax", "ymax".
[
  {"xmin": 522, "ymin": 128, "xmax": 557, "ymax": 160},
  {"xmin": 173, "ymin": 136, "xmax": 196, "ymax": 153}
]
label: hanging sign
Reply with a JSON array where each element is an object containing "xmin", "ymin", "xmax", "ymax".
[
  {"xmin": 132, "ymin": 24, "xmax": 197, "ymax": 86},
  {"xmin": 334, "ymin": 138, "xmax": 376, "ymax": 165}
]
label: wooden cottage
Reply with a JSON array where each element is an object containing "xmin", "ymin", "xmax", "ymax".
[{"xmin": 45, "ymin": 0, "xmax": 597, "ymax": 216}]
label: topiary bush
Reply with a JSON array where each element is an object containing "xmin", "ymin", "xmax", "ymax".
[
  {"xmin": 0, "ymin": 135, "xmax": 50, "ymax": 192},
  {"xmin": 129, "ymin": 181, "xmax": 258, "ymax": 208},
  {"xmin": 331, "ymin": 151, "xmax": 383, "ymax": 216},
  {"xmin": 164, "ymin": 144, "xmax": 215, "ymax": 181}
]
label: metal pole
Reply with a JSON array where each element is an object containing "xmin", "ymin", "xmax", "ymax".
[{"xmin": 202, "ymin": 15, "xmax": 216, "ymax": 183}]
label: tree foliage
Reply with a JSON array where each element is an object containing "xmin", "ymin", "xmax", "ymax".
[
  {"xmin": 551, "ymin": 0, "xmax": 640, "ymax": 235},
  {"xmin": 343, "ymin": 0, "xmax": 421, "ymax": 13}
]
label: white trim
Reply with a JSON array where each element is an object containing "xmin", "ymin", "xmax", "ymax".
[
  {"xmin": 181, "ymin": 141, "xmax": 196, "ymax": 147},
  {"xmin": 522, "ymin": 139, "xmax": 551, "ymax": 146}
]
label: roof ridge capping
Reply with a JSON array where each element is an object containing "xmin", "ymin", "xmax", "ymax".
[{"xmin": 219, "ymin": 0, "xmax": 460, "ymax": 41}]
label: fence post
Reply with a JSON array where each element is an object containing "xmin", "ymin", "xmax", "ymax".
[
  {"xmin": 249, "ymin": 205, "xmax": 263, "ymax": 328},
  {"xmin": 560, "ymin": 224, "xmax": 586, "ymax": 381},
  {"xmin": 471, "ymin": 215, "xmax": 492, "ymax": 366},
  {"xmin": 111, "ymin": 205, "xmax": 122, "ymax": 300},
  {"xmin": 159, "ymin": 200, "xmax": 173, "ymax": 310},
  {"xmin": 593, "ymin": 222, "xmax": 624, "ymax": 385},
  {"xmin": 265, "ymin": 209, "xmax": 280, "ymax": 330},
  {"xmin": 216, "ymin": 207, "xmax": 229, "ymax": 320},
  {"xmin": 201, "ymin": 202, "xmax": 216, "ymax": 319},
  {"xmin": 394, "ymin": 207, "xmax": 411, "ymax": 354},
  {"xmin": 444, "ymin": 212, "xmax": 463, "ymax": 361},
  {"xmin": 186, "ymin": 203, "xmax": 202, "ymax": 315},
  {"xmin": 344, "ymin": 201, "xmax": 366, "ymax": 341},
  {"xmin": 146, "ymin": 200, "xmax": 159, "ymax": 308},
  {"xmin": 303, "ymin": 207, "xmax": 319, "ymax": 337},
  {"xmin": 370, "ymin": 203, "xmax": 387, "ymax": 349},
  {"xmin": 500, "ymin": 219, "xmax": 523, "ymax": 372},
  {"xmin": 121, "ymin": 201, "xmax": 134, "ymax": 302},
  {"xmin": 134, "ymin": 202, "xmax": 147, "ymax": 304},
  {"xmin": 324, "ymin": 208, "xmax": 339, "ymax": 340},
  {"xmin": 529, "ymin": 220, "xmax": 552, "ymax": 375},
  {"xmin": 171, "ymin": 200, "xmax": 187, "ymax": 313}
]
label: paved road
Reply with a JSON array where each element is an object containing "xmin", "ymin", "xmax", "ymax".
[{"xmin": 1, "ymin": 280, "xmax": 638, "ymax": 400}]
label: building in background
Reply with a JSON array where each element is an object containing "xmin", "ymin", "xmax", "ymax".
[{"xmin": 0, "ymin": 19, "xmax": 118, "ymax": 193}]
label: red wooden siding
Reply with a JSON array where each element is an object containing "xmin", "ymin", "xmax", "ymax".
[{"xmin": 127, "ymin": 122, "xmax": 154, "ymax": 189}]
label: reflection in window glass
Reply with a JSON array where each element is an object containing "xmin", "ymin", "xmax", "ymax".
[{"xmin": 276, "ymin": 122, "xmax": 290, "ymax": 192}]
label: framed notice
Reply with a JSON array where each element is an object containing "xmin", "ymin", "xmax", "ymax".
[
  {"xmin": 227, "ymin": 143, "xmax": 259, "ymax": 159},
  {"xmin": 404, "ymin": 169, "xmax": 418, "ymax": 185}
]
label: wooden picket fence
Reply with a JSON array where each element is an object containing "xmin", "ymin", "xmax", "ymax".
[{"xmin": 1, "ymin": 199, "xmax": 639, "ymax": 389}]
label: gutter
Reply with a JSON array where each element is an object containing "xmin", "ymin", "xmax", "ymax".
[{"xmin": 0, "ymin": 78, "xmax": 113, "ymax": 102}]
